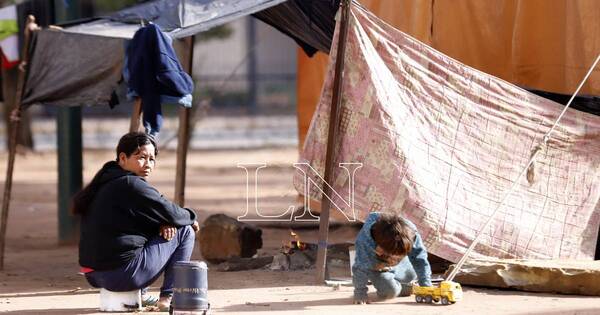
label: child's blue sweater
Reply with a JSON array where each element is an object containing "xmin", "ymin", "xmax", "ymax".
[{"xmin": 353, "ymin": 212, "xmax": 433, "ymax": 293}]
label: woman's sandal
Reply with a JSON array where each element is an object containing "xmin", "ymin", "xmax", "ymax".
[
  {"xmin": 157, "ymin": 295, "xmax": 173, "ymax": 312},
  {"xmin": 141, "ymin": 294, "xmax": 159, "ymax": 307}
]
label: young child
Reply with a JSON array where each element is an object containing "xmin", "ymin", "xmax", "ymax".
[{"xmin": 352, "ymin": 212, "xmax": 432, "ymax": 304}]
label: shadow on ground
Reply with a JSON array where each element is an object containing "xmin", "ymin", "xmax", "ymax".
[
  {"xmin": 0, "ymin": 308, "xmax": 98, "ymax": 314},
  {"xmin": 0, "ymin": 290, "xmax": 98, "ymax": 299},
  {"xmin": 218, "ymin": 296, "xmax": 352, "ymax": 312}
]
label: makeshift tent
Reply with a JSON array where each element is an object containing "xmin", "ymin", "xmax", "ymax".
[
  {"xmin": 297, "ymin": 0, "xmax": 600, "ymax": 151},
  {"xmin": 0, "ymin": 0, "xmax": 341, "ymax": 271},
  {"xmin": 295, "ymin": 3, "xmax": 600, "ymax": 263},
  {"xmin": 21, "ymin": 0, "xmax": 339, "ymax": 108}
]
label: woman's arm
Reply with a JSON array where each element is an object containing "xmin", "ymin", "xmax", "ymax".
[{"xmin": 129, "ymin": 176, "xmax": 197, "ymax": 227}]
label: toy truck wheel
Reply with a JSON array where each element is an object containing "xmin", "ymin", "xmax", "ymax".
[
  {"xmin": 415, "ymin": 295, "xmax": 423, "ymax": 303},
  {"xmin": 441, "ymin": 297, "xmax": 449, "ymax": 305},
  {"xmin": 425, "ymin": 295, "xmax": 433, "ymax": 303}
]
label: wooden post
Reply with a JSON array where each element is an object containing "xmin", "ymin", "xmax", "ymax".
[
  {"xmin": 129, "ymin": 98, "xmax": 143, "ymax": 132},
  {"xmin": 174, "ymin": 36, "xmax": 194, "ymax": 206},
  {"xmin": 315, "ymin": 0, "xmax": 351, "ymax": 284},
  {"xmin": 0, "ymin": 16, "xmax": 38, "ymax": 269}
]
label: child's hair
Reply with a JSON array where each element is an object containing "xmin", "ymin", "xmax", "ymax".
[
  {"xmin": 370, "ymin": 213, "xmax": 416, "ymax": 256},
  {"xmin": 71, "ymin": 132, "xmax": 157, "ymax": 215}
]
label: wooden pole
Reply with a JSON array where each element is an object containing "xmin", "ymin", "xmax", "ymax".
[
  {"xmin": 2, "ymin": 65, "xmax": 32, "ymax": 151},
  {"xmin": 315, "ymin": 0, "xmax": 351, "ymax": 284},
  {"xmin": 0, "ymin": 15, "xmax": 38, "ymax": 270},
  {"xmin": 174, "ymin": 36, "xmax": 194, "ymax": 206},
  {"xmin": 129, "ymin": 97, "xmax": 143, "ymax": 132}
]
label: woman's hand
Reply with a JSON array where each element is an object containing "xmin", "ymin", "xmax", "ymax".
[
  {"xmin": 191, "ymin": 220, "xmax": 200, "ymax": 232},
  {"xmin": 159, "ymin": 225, "xmax": 177, "ymax": 241}
]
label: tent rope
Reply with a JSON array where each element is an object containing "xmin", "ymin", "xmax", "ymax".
[{"xmin": 446, "ymin": 54, "xmax": 600, "ymax": 282}]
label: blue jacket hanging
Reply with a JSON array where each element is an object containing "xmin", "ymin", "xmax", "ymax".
[{"xmin": 124, "ymin": 23, "xmax": 193, "ymax": 137}]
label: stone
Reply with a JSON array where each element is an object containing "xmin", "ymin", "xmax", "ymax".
[
  {"xmin": 294, "ymin": 242, "xmax": 351, "ymax": 263},
  {"xmin": 289, "ymin": 251, "xmax": 313, "ymax": 270},
  {"xmin": 198, "ymin": 214, "xmax": 262, "ymax": 264},
  {"xmin": 452, "ymin": 259, "xmax": 600, "ymax": 296},
  {"xmin": 270, "ymin": 254, "xmax": 290, "ymax": 271}
]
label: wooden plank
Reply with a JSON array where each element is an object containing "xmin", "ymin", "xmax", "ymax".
[
  {"xmin": 174, "ymin": 36, "xmax": 194, "ymax": 206},
  {"xmin": 315, "ymin": 0, "xmax": 351, "ymax": 284}
]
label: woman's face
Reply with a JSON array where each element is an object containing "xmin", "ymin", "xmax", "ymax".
[{"xmin": 118, "ymin": 144, "xmax": 156, "ymax": 179}]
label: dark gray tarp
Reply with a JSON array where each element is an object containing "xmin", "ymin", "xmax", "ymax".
[
  {"xmin": 63, "ymin": 0, "xmax": 338, "ymax": 54},
  {"xmin": 253, "ymin": 0, "xmax": 339, "ymax": 56},
  {"xmin": 65, "ymin": 0, "xmax": 287, "ymax": 39},
  {"xmin": 21, "ymin": 0, "xmax": 339, "ymax": 108},
  {"xmin": 22, "ymin": 30, "xmax": 124, "ymax": 108}
]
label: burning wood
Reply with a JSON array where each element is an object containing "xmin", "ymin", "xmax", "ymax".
[
  {"xmin": 282, "ymin": 230, "xmax": 310, "ymax": 254},
  {"xmin": 275, "ymin": 230, "xmax": 351, "ymax": 271}
]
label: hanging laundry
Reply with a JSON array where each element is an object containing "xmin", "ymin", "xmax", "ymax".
[
  {"xmin": 0, "ymin": 5, "xmax": 19, "ymax": 69},
  {"xmin": 125, "ymin": 23, "xmax": 194, "ymax": 137}
]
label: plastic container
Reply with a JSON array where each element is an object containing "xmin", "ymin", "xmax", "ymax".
[{"xmin": 99, "ymin": 288, "xmax": 141, "ymax": 312}]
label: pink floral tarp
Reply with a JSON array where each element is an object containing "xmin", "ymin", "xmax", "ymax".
[{"xmin": 294, "ymin": 4, "xmax": 600, "ymax": 262}]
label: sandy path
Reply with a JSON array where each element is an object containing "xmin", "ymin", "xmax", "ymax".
[{"xmin": 1, "ymin": 149, "xmax": 599, "ymax": 314}]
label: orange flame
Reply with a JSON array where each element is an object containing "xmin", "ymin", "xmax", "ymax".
[{"xmin": 290, "ymin": 230, "xmax": 306, "ymax": 250}]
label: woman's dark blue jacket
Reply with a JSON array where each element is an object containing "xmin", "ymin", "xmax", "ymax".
[{"xmin": 79, "ymin": 161, "xmax": 196, "ymax": 270}]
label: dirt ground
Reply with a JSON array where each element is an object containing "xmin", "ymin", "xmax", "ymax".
[{"xmin": 1, "ymin": 148, "xmax": 600, "ymax": 314}]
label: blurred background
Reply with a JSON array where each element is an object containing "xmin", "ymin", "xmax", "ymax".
[{"xmin": 0, "ymin": 0, "xmax": 299, "ymax": 151}]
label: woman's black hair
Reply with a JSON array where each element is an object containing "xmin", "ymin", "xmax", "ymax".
[
  {"xmin": 71, "ymin": 132, "xmax": 158, "ymax": 215},
  {"xmin": 114, "ymin": 132, "xmax": 158, "ymax": 161}
]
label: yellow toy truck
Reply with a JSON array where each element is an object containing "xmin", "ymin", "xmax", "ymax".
[{"xmin": 412, "ymin": 280, "xmax": 463, "ymax": 305}]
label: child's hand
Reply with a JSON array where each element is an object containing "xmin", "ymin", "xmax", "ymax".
[{"xmin": 353, "ymin": 298, "xmax": 370, "ymax": 305}]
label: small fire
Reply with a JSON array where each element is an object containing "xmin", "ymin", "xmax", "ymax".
[
  {"xmin": 282, "ymin": 230, "xmax": 306, "ymax": 254},
  {"xmin": 290, "ymin": 230, "xmax": 306, "ymax": 250}
]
